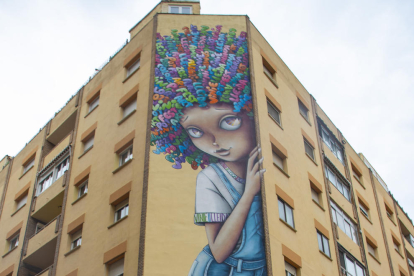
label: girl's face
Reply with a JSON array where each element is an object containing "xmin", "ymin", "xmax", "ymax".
[{"xmin": 180, "ymin": 103, "xmax": 256, "ymax": 163}]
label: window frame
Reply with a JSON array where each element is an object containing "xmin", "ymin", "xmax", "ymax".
[
  {"xmin": 9, "ymin": 234, "xmax": 19, "ymax": 251},
  {"xmin": 285, "ymin": 261, "xmax": 297, "ymax": 276},
  {"xmin": 37, "ymin": 154, "xmax": 70, "ymax": 196},
  {"xmin": 23, "ymin": 157, "xmax": 35, "ymax": 174},
  {"xmin": 88, "ymin": 95, "xmax": 100, "ymax": 113},
  {"xmin": 325, "ymin": 166, "xmax": 351, "ymax": 201},
  {"xmin": 78, "ymin": 180, "xmax": 88, "ymax": 198},
  {"xmin": 267, "ymin": 100, "xmax": 281, "ymax": 125},
  {"xmin": 359, "ymin": 202, "xmax": 369, "ymax": 219},
  {"xmin": 108, "ymin": 257, "xmax": 125, "ymax": 276},
  {"xmin": 122, "ymin": 98, "xmax": 137, "ymax": 119},
  {"xmin": 278, "ymin": 198, "xmax": 295, "ymax": 229},
  {"xmin": 114, "ymin": 202, "xmax": 129, "ymax": 223},
  {"xmin": 298, "ymin": 99, "xmax": 309, "ymax": 121},
  {"xmin": 16, "ymin": 193, "xmax": 28, "ymax": 210},
  {"xmin": 317, "ymin": 230, "xmax": 331, "ymax": 257},
  {"xmin": 83, "ymin": 135, "xmax": 94, "ymax": 152},
  {"xmin": 319, "ymin": 123, "xmax": 344, "ymax": 164},
  {"xmin": 168, "ymin": 5, "xmax": 192, "ymax": 14},
  {"xmin": 304, "ymin": 138, "xmax": 315, "ymax": 161},
  {"xmin": 331, "ymin": 201, "xmax": 359, "ymax": 245},
  {"xmin": 339, "ymin": 248, "xmax": 366, "ymax": 276},
  {"xmin": 119, "ymin": 146, "xmax": 133, "ymax": 167},
  {"xmin": 126, "ymin": 58, "xmax": 140, "ymax": 78},
  {"xmin": 70, "ymin": 229, "xmax": 82, "ymax": 250}
]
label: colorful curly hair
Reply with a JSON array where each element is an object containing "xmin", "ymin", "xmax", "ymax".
[{"xmin": 151, "ymin": 25, "xmax": 253, "ymax": 170}]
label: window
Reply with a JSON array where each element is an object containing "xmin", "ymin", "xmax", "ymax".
[
  {"xmin": 359, "ymin": 202, "xmax": 370, "ymax": 219},
  {"xmin": 405, "ymin": 234, "xmax": 414, "ymax": 248},
  {"xmin": 119, "ymin": 146, "xmax": 133, "ymax": 167},
  {"xmin": 285, "ymin": 261, "xmax": 296, "ymax": 276},
  {"xmin": 339, "ymin": 248, "xmax": 365, "ymax": 276},
  {"xmin": 298, "ymin": 99, "xmax": 309, "ymax": 121},
  {"xmin": 16, "ymin": 193, "xmax": 28, "ymax": 210},
  {"xmin": 88, "ymin": 96, "xmax": 99, "ymax": 113},
  {"xmin": 311, "ymin": 187, "xmax": 320, "ymax": 204},
  {"xmin": 267, "ymin": 100, "xmax": 281, "ymax": 125},
  {"xmin": 408, "ymin": 258, "xmax": 414, "ymax": 269},
  {"xmin": 304, "ymin": 139, "xmax": 315, "ymax": 161},
  {"xmin": 83, "ymin": 135, "xmax": 94, "ymax": 152},
  {"xmin": 126, "ymin": 58, "xmax": 140, "ymax": 78},
  {"xmin": 319, "ymin": 124, "xmax": 344, "ymax": 164},
  {"xmin": 393, "ymin": 236, "xmax": 401, "ymax": 254},
  {"xmin": 317, "ymin": 231, "xmax": 331, "ymax": 257},
  {"xmin": 366, "ymin": 242, "xmax": 377, "ymax": 258},
  {"xmin": 325, "ymin": 166, "xmax": 350, "ymax": 201},
  {"xmin": 9, "ymin": 234, "xmax": 19, "ymax": 251},
  {"xmin": 114, "ymin": 199, "xmax": 129, "ymax": 222},
  {"xmin": 278, "ymin": 198, "xmax": 294, "ymax": 228},
  {"xmin": 168, "ymin": 5, "xmax": 192, "ymax": 14},
  {"xmin": 108, "ymin": 258, "xmax": 124, "ymax": 276},
  {"xmin": 123, "ymin": 98, "xmax": 137, "ymax": 118},
  {"xmin": 331, "ymin": 201, "xmax": 359, "ymax": 244},
  {"xmin": 78, "ymin": 180, "xmax": 88, "ymax": 198},
  {"xmin": 272, "ymin": 150, "xmax": 284, "ymax": 170},
  {"xmin": 37, "ymin": 155, "xmax": 70, "ymax": 195},
  {"xmin": 23, "ymin": 158, "xmax": 35, "ymax": 174},
  {"xmin": 352, "ymin": 165, "xmax": 363, "ymax": 184},
  {"xmin": 385, "ymin": 204, "xmax": 394, "ymax": 222},
  {"xmin": 70, "ymin": 229, "xmax": 82, "ymax": 250},
  {"xmin": 55, "ymin": 157, "xmax": 70, "ymax": 180}
]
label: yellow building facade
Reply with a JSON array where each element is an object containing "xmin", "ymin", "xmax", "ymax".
[{"xmin": 0, "ymin": 1, "xmax": 413, "ymax": 276}]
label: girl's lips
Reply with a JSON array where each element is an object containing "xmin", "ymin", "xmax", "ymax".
[{"xmin": 214, "ymin": 147, "xmax": 231, "ymax": 156}]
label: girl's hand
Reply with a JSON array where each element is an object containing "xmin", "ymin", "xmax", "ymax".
[{"xmin": 244, "ymin": 145, "xmax": 265, "ymax": 198}]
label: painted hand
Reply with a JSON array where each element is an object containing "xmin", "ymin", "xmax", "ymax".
[{"xmin": 244, "ymin": 145, "xmax": 266, "ymax": 198}]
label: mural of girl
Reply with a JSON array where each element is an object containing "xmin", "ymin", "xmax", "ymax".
[{"xmin": 151, "ymin": 25, "xmax": 267, "ymax": 276}]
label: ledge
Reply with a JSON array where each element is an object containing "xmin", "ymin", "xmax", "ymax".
[
  {"xmin": 319, "ymin": 250, "xmax": 333, "ymax": 261},
  {"xmin": 300, "ymin": 112, "xmax": 312, "ymax": 126},
  {"xmin": 312, "ymin": 199, "xmax": 325, "ymax": 211},
  {"xmin": 11, "ymin": 203, "xmax": 26, "ymax": 217},
  {"xmin": 395, "ymin": 248, "xmax": 405, "ymax": 259},
  {"xmin": 306, "ymin": 153, "xmax": 318, "ymax": 166},
  {"xmin": 122, "ymin": 68, "xmax": 139, "ymax": 83},
  {"xmin": 368, "ymin": 252, "xmax": 381, "ymax": 264},
  {"xmin": 273, "ymin": 163, "xmax": 290, "ymax": 178},
  {"xmin": 64, "ymin": 245, "xmax": 81, "ymax": 257},
  {"xmin": 2, "ymin": 245, "xmax": 18, "ymax": 258},
  {"xmin": 353, "ymin": 175, "xmax": 366, "ymax": 189},
  {"xmin": 264, "ymin": 72, "xmax": 279, "ymax": 89},
  {"xmin": 360, "ymin": 210, "xmax": 373, "ymax": 225},
  {"xmin": 84, "ymin": 105, "xmax": 98, "ymax": 118},
  {"xmin": 117, "ymin": 110, "xmax": 136, "ymax": 126},
  {"xmin": 112, "ymin": 159, "xmax": 133, "ymax": 174},
  {"xmin": 78, "ymin": 146, "xmax": 93, "ymax": 159},
  {"xmin": 19, "ymin": 166, "xmax": 34, "ymax": 180},
  {"xmin": 71, "ymin": 193, "xmax": 87, "ymax": 206},
  {"xmin": 267, "ymin": 113, "xmax": 283, "ymax": 130},
  {"xmin": 108, "ymin": 215, "xmax": 128, "ymax": 229},
  {"xmin": 279, "ymin": 218, "xmax": 297, "ymax": 232}
]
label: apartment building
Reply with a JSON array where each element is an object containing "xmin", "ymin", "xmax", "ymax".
[{"xmin": 0, "ymin": 1, "xmax": 413, "ymax": 276}]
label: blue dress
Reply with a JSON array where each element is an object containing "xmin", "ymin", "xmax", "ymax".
[{"xmin": 189, "ymin": 163, "xmax": 267, "ymax": 276}]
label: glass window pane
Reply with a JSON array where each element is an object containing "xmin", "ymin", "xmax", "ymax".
[
  {"xmin": 267, "ymin": 101, "xmax": 280, "ymax": 124},
  {"xmin": 278, "ymin": 200, "xmax": 286, "ymax": 221},
  {"xmin": 317, "ymin": 232, "xmax": 323, "ymax": 251},
  {"xmin": 346, "ymin": 257, "xmax": 356, "ymax": 276},
  {"xmin": 311, "ymin": 188, "xmax": 319, "ymax": 203},
  {"xmin": 356, "ymin": 264, "xmax": 364, "ymax": 276},
  {"xmin": 123, "ymin": 98, "xmax": 137, "ymax": 118},
  {"xmin": 323, "ymin": 237, "xmax": 330, "ymax": 257},
  {"xmin": 170, "ymin": 6, "xmax": 179, "ymax": 13},
  {"xmin": 304, "ymin": 140, "xmax": 314, "ymax": 159},
  {"xmin": 285, "ymin": 205, "xmax": 294, "ymax": 228},
  {"xmin": 272, "ymin": 151, "xmax": 284, "ymax": 170},
  {"xmin": 182, "ymin": 7, "xmax": 191, "ymax": 14}
]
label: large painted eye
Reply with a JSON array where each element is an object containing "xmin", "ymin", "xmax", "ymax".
[
  {"xmin": 220, "ymin": 116, "xmax": 242, "ymax": 131},
  {"xmin": 187, "ymin": 127, "xmax": 204, "ymax": 138}
]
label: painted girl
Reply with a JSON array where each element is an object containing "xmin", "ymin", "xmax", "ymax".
[{"xmin": 151, "ymin": 25, "xmax": 267, "ymax": 276}]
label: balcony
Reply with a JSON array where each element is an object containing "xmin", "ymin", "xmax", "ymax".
[
  {"xmin": 32, "ymin": 175, "xmax": 64, "ymax": 223},
  {"xmin": 47, "ymin": 96, "xmax": 77, "ymax": 145},
  {"xmin": 43, "ymin": 135, "xmax": 71, "ymax": 168},
  {"xmin": 23, "ymin": 216, "xmax": 59, "ymax": 271}
]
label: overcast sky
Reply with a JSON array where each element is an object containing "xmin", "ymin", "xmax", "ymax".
[{"xmin": 1, "ymin": 0, "xmax": 413, "ymax": 218}]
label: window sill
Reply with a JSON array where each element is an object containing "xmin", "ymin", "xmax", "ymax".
[
  {"xmin": 267, "ymin": 114, "xmax": 283, "ymax": 130},
  {"xmin": 279, "ymin": 218, "xmax": 297, "ymax": 232},
  {"xmin": 11, "ymin": 203, "xmax": 26, "ymax": 217},
  {"xmin": 306, "ymin": 153, "xmax": 318, "ymax": 166},
  {"xmin": 312, "ymin": 199, "xmax": 325, "ymax": 211},
  {"xmin": 72, "ymin": 193, "xmax": 87, "ymax": 205},
  {"xmin": 360, "ymin": 210, "xmax": 373, "ymax": 225},
  {"xmin": 368, "ymin": 252, "xmax": 381, "ymax": 264},
  {"xmin": 395, "ymin": 248, "xmax": 405, "ymax": 259},
  {"xmin": 112, "ymin": 159, "xmax": 133, "ymax": 174},
  {"xmin": 319, "ymin": 250, "xmax": 333, "ymax": 261},
  {"xmin": 84, "ymin": 105, "xmax": 99, "ymax": 118},
  {"xmin": 300, "ymin": 112, "xmax": 312, "ymax": 126},
  {"xmin": 264, "ymin": 71, "xmax": 279, "ymax": 89},
  {"xmin": 78, "ymin": 146, "xmax": 93, "ymax": 159},
  {"xmin": 122, "ymin": 68, "xmax": 139, "ymax": 83},
  {"xmin": 118, "ymin": 110, "xmax": 136, "ymax": 126},
  {"xmin": 2, "ymin": 246, "xmax": 18, "ymax": 258},
  {"xmin": 108, "ymin": 215, "xmax": 128, "ymax": 229},
  {"xmin": 64, "ymin": 245, "xmax": 81, "ymax": 257},
  {"xmin": 19, "ymin": 166, "xmax": 34, "ymax": 180},
  {"xmin": 273, "ymin": 163, "xmax": 290, "ymax": 178},
  {"xmin": 353, "ymin": 175, "xmax": 366, "ymax": 189}
]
